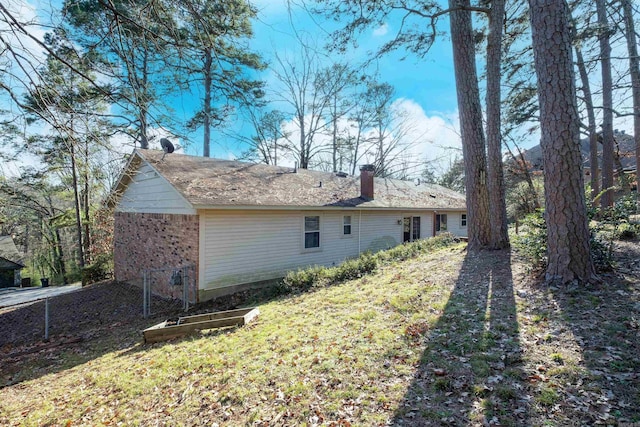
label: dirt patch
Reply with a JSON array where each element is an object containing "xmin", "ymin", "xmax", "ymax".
[{"xmin": 0, "ymin": 279, "xmax": 279, "ymax": 387}]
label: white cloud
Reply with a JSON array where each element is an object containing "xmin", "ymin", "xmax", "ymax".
[
  {"xmin": 390, "ymin": 98, "xmax": 462, "ymax": 175},
  {"xmin": 373, "ymin": 23, "xmax": 389, "ymax": 37}
]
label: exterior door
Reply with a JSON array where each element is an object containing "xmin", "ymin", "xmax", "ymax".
[{"xmin": 403, "ymin": 216, "xmax": 421, "ymax": 242}]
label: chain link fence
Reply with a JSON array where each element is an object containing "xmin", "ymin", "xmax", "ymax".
[
  {"xmin": 142, "ymin": 264, "xmax": 196, "ymax": 317},
  {"xmin": 0, "ymin": 280, "xmax": 185, "ymax": 354}
]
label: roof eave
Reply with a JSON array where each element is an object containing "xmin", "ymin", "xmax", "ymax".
[{"xmin": 193, "ymin": 204, "xmax": 467, "ymax": 211}]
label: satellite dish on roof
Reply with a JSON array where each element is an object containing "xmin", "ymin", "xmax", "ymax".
[{"xmin": 160, "ymin": 138, "xmax": 175, "ymax": 154}]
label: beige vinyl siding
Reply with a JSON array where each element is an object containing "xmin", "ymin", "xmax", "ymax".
[
  {"xmin": 116, "ymin": 163, "xmax": 195, "ymax": 214},
  {"xmin": 359, "ymin": 211, "xmax": 403, "ymax": 252},
  {"xmin": 200, "ymin": 209, "xmax": 456, "ymax": 292},
  {"xmin": 419, "ymin": 213, "xmax": 435, "ymax": 239},
  {"xmin": 201, "ymin": 210, "xmax": 360, "ymax": 290}
]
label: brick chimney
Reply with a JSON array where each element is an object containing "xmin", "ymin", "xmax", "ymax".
[{"xmin": 360, "ymin": 164, "xmax": 375, "ymax": 200}]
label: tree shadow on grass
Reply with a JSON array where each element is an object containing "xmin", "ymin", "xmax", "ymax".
[
  {"xmin": 392, "ymin": 249, "xmax": 531, "ymax": 426},
  {"xmin": 541, "ymin": 268, "xmax": 640, "ymax": 423}
]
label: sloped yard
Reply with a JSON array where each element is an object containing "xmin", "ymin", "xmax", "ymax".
[{"xmin": 0, "ymin": 240, "xmax": 639, "ymax": 426}]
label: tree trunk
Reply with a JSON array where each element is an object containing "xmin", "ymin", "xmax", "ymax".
[
  {"xmin": 622, "ymin": 0, "xmax": 640, "ymax": 203},
  {"xmin": 485, "ymin": 0, "xmax": 509, "ymax": 249},
  {"xmin": 529, "ymin": 0, "xmax": 595, "ymax": 284},
  {"xmin": 299, "ymin": 113, "xmax": 307, "ymax": 168},
  {"xmin": 332, "ymin": 94, "xmax": 338, "ymax": 172},
  {"xmin": 83, "ymin": 153, "xmax": 91, "ymax": 264},
  {"xmin": 575, "ymin": 47, "xmax": 600, "ymax": 201},
  {"xmin": 203, "ymin": 48, "xmax": 212, "ymax": 158},
  {"xmin": 70, "ymin": 143, "xmax": 85, "ymax": 269},
  {"xmin": 138, "ymin": 49, "xmax": 150, "ymax": 149},
  {"xmin": 448, "ymin": 0, "xmax": 491, "ymax": 250},
  {"xmin": 597, "ymin": 0, "xmax": 614, "ymax": 208}
]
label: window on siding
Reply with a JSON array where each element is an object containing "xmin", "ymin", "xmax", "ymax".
[
  {"xmin": 461, "ymin": 214, "xmax": 467, "ymax": 227},
  {"xmin": 343, "ymin": 215, "xmax": 352, "ymax": 235},
  {"xmin": 436, "ymin": 214, "xmax": 448, "ymax": 232},
  {"xmin": 304, "ymin": 216, "xmax": 320, "ymax": 249}
]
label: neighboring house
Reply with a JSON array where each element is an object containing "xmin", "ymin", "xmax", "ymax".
[
  {"xmin": 0, "ymin": 235, "xmax": 24, "ymax": 288},
  {"xmin": 111, "ymin": 149, "xmax": 468, "ymax": 302},
  {"xmin": 519, "ymin": 130, "xmax": 637, "ymax": 190}
]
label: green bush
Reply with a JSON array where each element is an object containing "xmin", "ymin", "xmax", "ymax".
[
  {"xmin": 81, "ymin": 254, "xmax": 113, "ymax": 286},
  {"xmin": 512, "ymin": 210, "xmax": 547, "ymax": 267},
  {"xmin": 513, "ymin": 209, "xmax": 616, "ymax": 272},
  {"xmin": 615, "ymin": 223, "xmax": 639, "ymax": 240},
  {"xmin": 374, "ymin": 232, "xmax": 459, "ymax": 263},
  {"xmin": 282, "ymin": 265, "xmax": 328, "ymax": 292},
  {"xmin": 281, "ymin": 233, "xmax": 459, "ymax": 292},
  {"xmin": 590, "ymin": 235, "xmax": 614, "ymax": 272}
]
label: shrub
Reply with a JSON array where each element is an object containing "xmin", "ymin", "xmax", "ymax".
[
  {"xmin": 374, "ymin": 232, "xmax": 459, "ymax": 263},
  {"xmin": 512, "ymin": 209, "xmax": 616, "ymax": 273},
  {"xmin": 590, "ymin": 235, "xmax": 614, "ymax": 272},
  {"xmin": 613, "ymin": 222, "xmax": 639, "ymax": 241},
  {"xmin": 512, "ymin": 210, "xmax": 547, "ymax": 267},
  {"xmin": 280, "ymin": 234, "xmax": 459, "ymax": 292},
  {"xmin": 81, "ymin": 254, "xmax": 113, "ymax": 286}
]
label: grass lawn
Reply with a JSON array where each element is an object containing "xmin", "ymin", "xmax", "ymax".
[{"xmin": 1, "ymin": 240, "xmax": 639, "ymax": 426}]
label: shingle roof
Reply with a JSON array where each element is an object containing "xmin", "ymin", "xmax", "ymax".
[
  {"xmin": 125, "ymin": 149, "xmax": 466, "ymax": 210},
  {"xmin": 0, "ymin": 235, "xmax": 24, "ymax": 267}
]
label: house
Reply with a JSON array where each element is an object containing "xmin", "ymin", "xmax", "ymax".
[
  {"xmin": 0, "ymin": 235, "xmax": 24, "ymax": 288},
  {"xmin": 518, "ymin": 130, "xmax": 637, "ymax": 190},
  {"xmin": 111, "ymin": 149, "xmax": 467, "ymax": 302}
]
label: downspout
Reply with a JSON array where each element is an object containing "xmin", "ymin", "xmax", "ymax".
[
  {"xmin": 358, "ymin": 209, "xmax": 362, "ymax": 254},
  {"xmin": 433, "ymin": 211, "xmax": 437, "ymax": 237}
]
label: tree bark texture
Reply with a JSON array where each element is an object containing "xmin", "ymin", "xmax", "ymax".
[
  {"xmin": 138, "ymin": 49, "xmax": 150, "ymax": 149},
  {"xmin": 448, "ymin": 0, "xmax": 491, "ymax": 250},
  {"xmin": 596, "ymin": 0, "xmax": 614, "ymax": 208},
  {"xmin": 622, "ymin": 0, "xmax": 640, "ymax": 202},
  {"xmin": 485, "ymin": 0, "xmax": 510, "ymax": 249},
  {"xmin": 529, "ymin": 0, "xmax": 595, "ymax": 284},
  {"xmin": 203, "ymin": 48, "xmax": 212, "ymax": 158},
  {"xmin": 575, "ymin": 47, "xmax": 600, "ymax": 201}
]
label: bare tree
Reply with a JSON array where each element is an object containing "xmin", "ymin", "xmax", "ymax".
[
  {"xmin": 621, "ymin": 0, "xmax": 640, "ymax": 202},
  {"xmin": 575, "ymin": 45, "xmax": 600, "ymax": 200},
  {"xmin": 239, "ymin": 107, "xmax": 288, "ymax": 165},
  {"xmin": 529, "ymin": 0, "xmax": 596, "ymax": 283},
  {"xmin": 596, "ymin": 0, "xmax": 615, "ymax": 208},
  {"xmin": 272, "ymin": 47, "xmax": 333, "ymax": 169}
]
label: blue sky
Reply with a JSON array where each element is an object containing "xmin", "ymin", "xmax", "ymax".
[
  {"xmin": 6, "ymin": 0, "xmax": 635, "ymax": 179},
  {"xmin": 191, "ymin": 0, "xmax": 465, "ymax": 175},
  {"xmin": 0, "ymin": 0, "xmax": 463, "ymax": 177}
]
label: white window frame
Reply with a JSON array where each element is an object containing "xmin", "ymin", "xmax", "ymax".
[
  {"xmin": 461, "ymin": 214, "xmax": 467, "ymax": 227},
  {"xmin": 302, "ymin": 214, "xmax": 322, "ymax": 252},
  {"xmin": 342, "ymin": 215, "xmax": 352, "ymax": 237}
]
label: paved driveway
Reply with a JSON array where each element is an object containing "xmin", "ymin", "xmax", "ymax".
[{"xmin": 0, "ymin": 284, "xmax": 82, "ymax": 308}]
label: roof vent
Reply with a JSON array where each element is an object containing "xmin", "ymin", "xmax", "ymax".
[{"xmin": 429, "ymin": 194, "xmax": 436, "ymax": 198}]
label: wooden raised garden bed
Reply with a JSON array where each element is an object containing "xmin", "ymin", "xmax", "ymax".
[{"xmin": 143, "ymin": 307, "xmax": 260, "ymax": 343}]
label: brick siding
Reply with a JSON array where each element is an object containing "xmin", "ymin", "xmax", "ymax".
[{"xmin": 114, "ymin": 212, "xmax": 199, "ymax": 301}]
